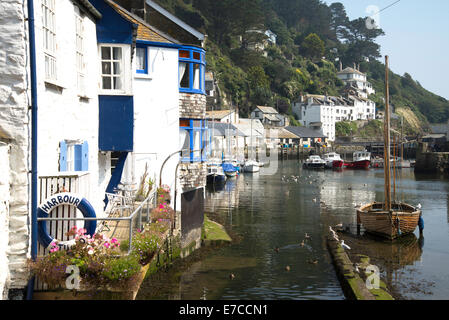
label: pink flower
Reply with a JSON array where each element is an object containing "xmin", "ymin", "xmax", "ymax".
[
  {"xmin": 111, "ymin": 238, "xmax": 118, "ymax": 244},
  {"xmin": 104, "ymin": 242, "xmax": 110, "ymax": 249},
  {"xmin": 50, "ymin": 246, "xmax": 59, "ymax": 253}
]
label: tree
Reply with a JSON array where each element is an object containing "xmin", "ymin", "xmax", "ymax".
[{"xmin": 301, "ymin": 33, "xmax": 325, "ymax": 60}]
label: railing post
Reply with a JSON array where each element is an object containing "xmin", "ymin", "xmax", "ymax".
[{"xmin": 128, "ymin": 219, "xmax": 133, "ymax": 254}]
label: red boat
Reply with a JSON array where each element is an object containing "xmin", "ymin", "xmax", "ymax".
[
  {"xmin": 332, "ymin": 160, "xmax": 344, "ymax": 168},
  {"xmin": 344, "ymin": 151, "xmax": 371, "ymax": 169}
]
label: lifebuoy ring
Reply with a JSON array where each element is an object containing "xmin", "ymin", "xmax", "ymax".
[{"xmin": 37, "ymin": 192, "xmax": 97, "ymax": 249}]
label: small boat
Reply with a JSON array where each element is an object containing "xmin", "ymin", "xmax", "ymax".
[
  {"xmin": 303, "ymin": 155, "xmax": 325, "ymax": 169},
  {"xmin": 206, "ymin": 162, "xmax": 226, "ymax": 184},
  {"xmin": 344, "ymin": 151, "xmax": 371, "ymax": 169},
  {"xmin": 243, "ymin": 160, "xmax": 260, "ymax": 173},
  {"xmin": 222, "ymin": 162, "xmax": 238, "ymax": 177},
  {"xmin": 357, "ymin": 56, "xmax": 422, "ymax": 240},
  {"xmin": 357, "ymin": 202, "xmax": 421, "ymax": 239},
  {"xmin": 323, "ymin": 152, "xmax": 344, "ymax": 169}
]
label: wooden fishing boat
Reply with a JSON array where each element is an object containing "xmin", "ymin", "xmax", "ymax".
[
  {"xmin": 357, "ymin": 56, "xmax": 423, "ymax": 240},
  {"xmin": 357, "ymin": 202, "xmax": 421, "ymax": 239}
]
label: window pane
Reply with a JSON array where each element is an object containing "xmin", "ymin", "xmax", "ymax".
[
  {"xmin": 101, "ymin": 47, "xmax": 111, "ymax": 59},
  {"xmin": 113, "ymin": 77, "xmax": 122, "ymax": 90},
  {"xmin": 102, "ymin": 76, "xmax": 111, "ymax": 89},
  {"xmin": 102, "ymin": 62, "xmax": 111, "ymax": 75},
  {"xmin": 194, "ymin": 130, "xmax": 200, "ymax": 158},
  {"xmin": 113, "ymin": 47, "xmax": 122, "ymax": 60},
  {"xmin": 113, "ymin": 62, "xmax": 121, "ymax": 75},
  {"xmin": 193, "ymin": 52, "xmax": 200, "ymax": 60},
  {"xmin": 179, "ymin": 50, "xmax": 189, "ymax": 58},
  {"xmin": 179, "ymin": 63, "xmax": 190, "ymax": 88},
  {"xmin": 136, "ymin": 47, "xmax": 145, "ymax": 70},
  {"xmin": 193, "ymin": 64, "xmax": 200, "ymax": 89}
]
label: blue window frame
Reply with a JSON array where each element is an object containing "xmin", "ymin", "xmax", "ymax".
[
  {"xmin": 180, "ymin": 119, "xmax": 208, "ymax": 163},
  {"xmin": 179, "ymin": 46, "xmax": 206, "ymax": 95},
  {"xmin": 136, "ymin": 45, "xmax": 148, "ymax": 74},
  {"xmin": 59, "ymin": 140, "xmax": 89, "ymax": 172}
]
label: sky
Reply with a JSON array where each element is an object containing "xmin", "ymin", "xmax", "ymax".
[{"xmin": 323, "ymin": 0, "xmax": 449, "ymax": 99}]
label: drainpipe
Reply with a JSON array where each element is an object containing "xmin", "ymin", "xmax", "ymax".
[{"xmin": 26, "ymin": 0, "xmax": 38, "ymax": 300}]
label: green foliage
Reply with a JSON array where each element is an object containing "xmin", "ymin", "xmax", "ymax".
[
  {"xmin": 301, "ymin": 33, "xmax": 325, "ymax": 60},
  {"xmin": 154, "ymin": 0, "xmax": 449, "ymax": 125},
  {"xmin": 102, "ymin": 255, "xmax": 141, "ymax": 283},
  {"xmin": 335, "ymin": 121, "xmax": 358, "ymax": 137}
]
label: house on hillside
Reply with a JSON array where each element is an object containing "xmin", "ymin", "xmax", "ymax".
[
  {"xmin": 337, "ymin": 65, "xmax": 375, "ymax": 98},
  {"xmin": 251, "ymin": 106, "xmax": 287, "ymax": 127},
  {"xmin": 208, "ymin": 122, "xmax": 246, "ymax": 161},
  {"xmin": 205, "ymin": 109, "xmax": 239, "ymax": 124}
]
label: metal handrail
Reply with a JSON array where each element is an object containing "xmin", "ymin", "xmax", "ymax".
[{"xmin": 37, "ymin": 188, "xmax": 158, "ymax": 254}]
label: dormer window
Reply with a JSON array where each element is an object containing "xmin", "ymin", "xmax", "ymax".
[{"xmin": 179, "ymin": 46, "xmax": 206, "ymax": 94}]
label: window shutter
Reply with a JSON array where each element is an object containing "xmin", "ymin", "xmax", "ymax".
[
  {"xmin": 59, "ymin": 141, "xmax": 68, "ymax": 172},
  {"xmin": 74, "ymin": 144, "xmax": 82, "ymax": 171},
  {"xmin": 81, "ymin": 141, "xmax": 89, "ymax": 171}
]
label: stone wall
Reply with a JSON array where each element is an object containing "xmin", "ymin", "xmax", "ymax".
[
  {"xmin": 415, "ymin": 142, "xmax": 449, "ymax": 174},
  {"xmin": 178, "ymin": 163, "xmax": 207, "ymax": 190},
  {"xmin": 0, "ymin": 0, "xmax": 30, "ymax": 297},
  {"xmin": 179, "ymin": 93, "xmax": 206, "ymax": 119}
]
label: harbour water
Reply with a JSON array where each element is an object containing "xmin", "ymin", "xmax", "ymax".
[{"xmin": 137, "ymin": 160, "xmax": 449, "ymax": 300}]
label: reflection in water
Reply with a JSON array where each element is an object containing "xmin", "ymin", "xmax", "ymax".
[{"xmin": 138, "ymin": 161, "xmax": 449, "ymax": 300}]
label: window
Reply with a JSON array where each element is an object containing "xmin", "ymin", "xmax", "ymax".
[
  {"xmin": 101, "ymin": 46, "xmax": 123, "ymax": 91},
  {"xmin": 179, "ymin": 47, "xmax": 206, "ymax": 94},
  {"xmin": 42, "ymin": 0, "xmax": 56, "ymax": 80},
  {"xmin": 136, "ymin": 46, "xmax": 148, "ymax": 74},
  {"xmin": 59, "ymin": 141, "xmax": 89, "ymax": 172},
  {"xmin": 180, "ymin": 119, "xmax": 208, "ymax": 163},
  {"xmin": 75, "ymin": 7, "xmax": 85, "ymax": 92}
]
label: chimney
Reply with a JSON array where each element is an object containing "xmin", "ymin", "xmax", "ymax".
[
  {"xmin": 358, "ymin": 63, "xmax": 360, "ymax": 71},
  {"xmin": 339, "ymin": 61, "xmax": 342, "ymax": 71},
  {"xmin": 353, "ymin": 62, "xmax": 356, "ymax": 70}
]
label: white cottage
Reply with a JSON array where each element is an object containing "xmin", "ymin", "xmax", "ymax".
[{"xmin": 0, "ymin": 0, "xmax": 104, "ymax": 299}]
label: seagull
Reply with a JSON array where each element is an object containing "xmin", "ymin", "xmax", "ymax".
[
  {"xmin": 300, "ymin": 240, "xmax": 305, "ymax": 247},
  {"xmin": 353, "ymin": 263, "xmax": 360, "ymax": 273},
  {"xmin": 334, "ymin": 223, "xmax": 343, "ymax": 229},
  {"xmin": 312, "ymin": 198, "xmax": 317, "ymax": 203},
  {"xmin": 417, "ymin": 203, "xmax": 422, "ymax": 210},
  {"xmin": 304, "ymin": 233, "xmax": 311, "ymax": 240},
  {"xmin": 285, "ymin": 265, "xmax": 291, "ymax": 271},
  {"xmin": 341, "ymin": 240, "xmax": 351, "ymax": 250},
  {"xmin": 229, "ymin": 273, "xmax": 235, "ymax": 280}
]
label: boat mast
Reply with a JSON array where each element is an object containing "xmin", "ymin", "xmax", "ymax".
[{"xmin": 384, "ymin": 56, "xmax": 392, "ymax": 211}]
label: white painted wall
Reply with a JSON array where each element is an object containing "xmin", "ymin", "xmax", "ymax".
[
  {"xmin": 132, "ymin": 46, "xmax": 180, "ymax": 204},
  {"xmin": 0, "ymin": 0, "xmax": 30, "ymax": 296},
  {"xmin": 33, "ymin": 1, "xmax": 106, "ymax": 215}
]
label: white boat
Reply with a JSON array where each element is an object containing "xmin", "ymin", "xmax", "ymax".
[
  {"xmin": 303, "ymin": 155, "xmax": 326, "ymax": 169},
  {"xmin": 243, "ymin": 160, "xmax": 260, "ymax": 173},
  {"xmin": 323, "ymin": 152, "xmax": 344, "ymax": 169}
]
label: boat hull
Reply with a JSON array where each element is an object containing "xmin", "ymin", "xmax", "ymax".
[
  {"xmin": 303, "ymin": 163, "xmax": 325, "ymax": 169},
  {"xmin": 345, "ymin": 160, "xmax": 370, "ymax": 169},
  {"xmin": 207, "ymin": 174, "xmax": 226, "ymax": 184},
  {"xmin": 332, "ymin": 160, "xmax": 344, "ymax": 168},
  {"xmin": 243, "ymin": 164, "xmax": 260, "ymax": 173},
  {"xmin": 357, "ymin": 202, "xmax": 421, "ymax": 239}
]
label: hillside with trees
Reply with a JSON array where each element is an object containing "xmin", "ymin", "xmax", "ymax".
[{"xmin": 154, "ymin": 0, "xmax": 449, "ymax": 130}]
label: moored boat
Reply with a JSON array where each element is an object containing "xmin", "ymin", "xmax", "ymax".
[
  {"xmin": 243, "ymin": 160, "xmax": 260, "ymax": 173},
  {"xmin": 344, "ymin": 151, "xmax": 371, "ymax": 169},
  {"xmin": 303, "ymin": 155, "xmax": 325, "ymax": 169},
  {"xmin": 222, "ymin": 162, "xmax": 238, "ymax": 177},
  {"xmin": 357, "ymin": 55, "xmax": 423, "ymax": 240},
  {"xmin": 206, "ymin": 162, "xmax": 226, "ymax": 184},
  {"xmin": 323, "ymin": 152, "xmax": 344, "ymax": 169},
  {"xmin": 357, "ymin": 202, "xmax": 421, "ymax": 239}
]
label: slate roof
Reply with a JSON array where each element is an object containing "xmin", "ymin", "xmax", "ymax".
[
  {"xmin": 285, "ymin": 126, "xmax": 327, "ymax": 139},
  {"xmin": 208, "ymin": 122, "xmax": 246, "ymax": 137},
  {"xmin": 107, "ymin": 0, "xmax": 176, "ymax": 43}
]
